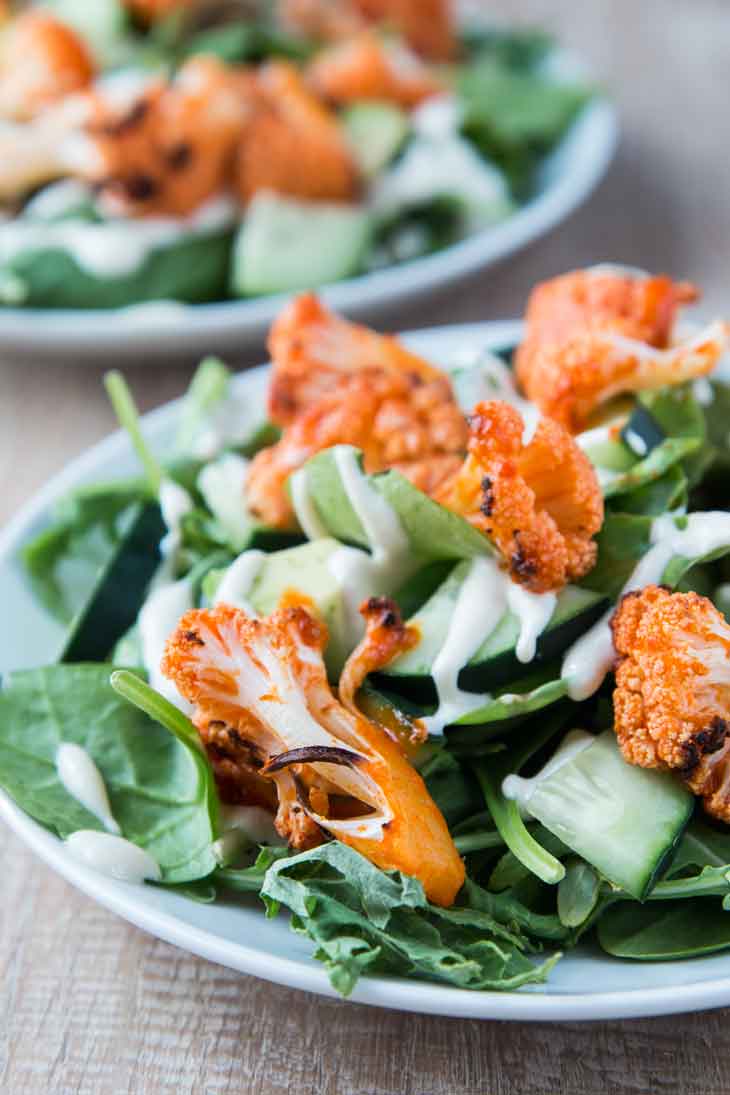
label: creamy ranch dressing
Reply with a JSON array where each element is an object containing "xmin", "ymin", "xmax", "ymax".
[
  {"xmin": 23, "ymin": 178, "xmax": 91, "ymax": 220},
  {"xmin": 562, "ymin": 511, "xmax": 730, "ymax": 701},
  {"xmin": 214, "ymin": 549, "xmax": 265, "ymax": 614},
  {"xmin": 56, "ymin": 743, "xmax": 120, "ymax": 834},
  {"xmin": 0, "ymin": 195, "xmax": 236, "ymax": 278},
  {"xmin": 423, "ymin": 556, "xmax": 556, "ymax": 735},
  {"xmin": 327, "ymin": 447, "xmax": 416, "ymax": 647},
  {"xmin": 456, "ymin": 351, "xmax": 540, "ymax": 444},
  {"xmin": 411, "ymin": 94, "xmax": 463, "ymax": 139},
  {"xmin": 290, "ymin": 466, "xmax": 330, "ymax": 540},
  {"xmin": 692, "ymin": 377, "xmax": 715, "ymax": 406},
  {"xmin": 190, "ymin": 371, "xmax": 269, "ymax": 460},
  {"xmin": 211, "ymin": 804, "xmax": 284, "ymax": 864},
  {"xmin": 138, "ymin": 579, "xmax": 194, "ymax": 711},
  {"xmin": 198, "ymin": 453, "xmax": 253, "ymax": 551},
  {"xmin": 369, "ymin": 134, "xmax": 509, "ymax": 229},
  {"xmin": 65, "ymin": 831, "xmax": 161, "ymax": 884}
]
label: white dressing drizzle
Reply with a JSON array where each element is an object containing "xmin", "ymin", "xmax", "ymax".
[
  {"xmin": 326, "ymin": 447, "xmax": 416, "ymax": 648},
  {"xmin": 562, "ymin": 511, "xmax": 730, "ymax": 700},
  {"xmin": 198, "ymin": 453, "xmax": 253, "ymax": 552},
  {"xmin": 214, "ymin": 549, "xmax": 265, "ymax": 614},
  {"xmin": 455, "ymin": 351, "xmax": 540, "ymax": 444},
  {"xmin": 56, "ymin": 743, "xmax": 120, "ymax": 835},
  {"xmin": 423, "ymin": 556, "xmax": 556, "ymax": 735},
  {"xmin": 211, "ymin": 804, "xmax": 283, "ymax": 864},
  {"xmin": 0, "ymin": 195, "xmax": 236, "ymax": 278},
  {"xmin": 65, "ymin": 831, "xmax": 161, "ymax": 884},
  {"xmin": 138, "ymin": 579, "xmax": 194, "ymax": 711},
  {"xmin": 290, "ymin": 467, "xmax": 330, "ymax": 540},
  {"xmin": 502, "ymin": 730, "xmax": 594, "ymax": 806},
  {"xmin": 692, "ymin": 377, "xmax": 715, "ymax": 406},
  {"xmin": 158, "ymin": 477, "xmax": 193, "ymax": 572},
  {"xmin": 190, "ymin": 371, "xmax": 269, "ymax": 460}
]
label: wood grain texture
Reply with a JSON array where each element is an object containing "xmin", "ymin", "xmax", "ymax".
[{"xmin": 2, "ymin": 2, "xmax": 730, "ymax": 1091}]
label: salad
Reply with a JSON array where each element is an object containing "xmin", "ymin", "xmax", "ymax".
[
  {"xmin": 0, "ymin": 0, "xmax": 591, "ymax": 309},
  {"xmin": 5, "ymin": 264, "xmax": 730, "ymax": 997}
]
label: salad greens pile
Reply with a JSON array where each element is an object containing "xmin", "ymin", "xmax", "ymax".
[
  {"xmin": 5, "ymin": 340, "xmax": 730, "ymax": 997},
  {"xmin": 0, "ymin": 1, "xmax": 592, "ymax": 309}
]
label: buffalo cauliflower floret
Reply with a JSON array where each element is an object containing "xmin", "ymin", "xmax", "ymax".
[
  {"xmin": 0, "ymin": 11, "xmax": 94, "ymax": 122},
  {"xmin": 307, "ymin": 30, "xmax": 443, "ymax": 108},
  {"xmin": 434, "ymin": 400, "xmax": 604, "ymax": 593},
  {"xmin": 82, "ymin": 56, "xmax": 246, "ymax": 217},
  {"xmin": 246, "ymin": 367, "xmax": 466, "ymax": 529},
  {"xmin": 267, "ymin": 292, "xmax": 443, "ymax": 427},
  {"xmin": 612, "ymin": 585, "xmax": 730, "ymax": 823},
  {"xmin": 162, "ymin": 601, "xmax": 464, "ymax": 905},
  {"xmin": 514, "ymin": 269, "xmax": 728, "ymax": 432},
  {"xmin": 234, "ymin": 61, "xmax": 358, "ymax": 204},
  {"xmin": 280, "ymin": 0, "xmax": 455, "ymax": 59}
]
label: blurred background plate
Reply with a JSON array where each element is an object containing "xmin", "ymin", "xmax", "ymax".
[{"xmin": 0, "ymin": 83, "xmax": 617, "ymax": 365}]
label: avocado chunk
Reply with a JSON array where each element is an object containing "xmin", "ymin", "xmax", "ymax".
[
  {"xmin": 231, "ymin": 193, "xmax": 372, "ymax": 296},
  {"xmin": 342, "ymin": 101, "xmax": 410, "ymax": 178}
]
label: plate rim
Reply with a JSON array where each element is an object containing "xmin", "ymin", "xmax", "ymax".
[
  {"xmin": 0, "ymin": 93, "xmax": 619, "ymax": 357},
  {"xmin": 5, "ymin": 318, "xmax": 730, "ymax": 1022}
]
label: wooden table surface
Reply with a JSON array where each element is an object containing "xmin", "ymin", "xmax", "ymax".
[{"xmin": 2, "ymin": 2, "xmax": 729, "ymax": 1091}]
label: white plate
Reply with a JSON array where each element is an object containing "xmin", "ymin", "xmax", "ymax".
[
  {"xmin": 0, "ymin": 86, "xmax": 618, "ymax": 363},
  {"xmin": 5, "ymin": 321, "xmax": 730, "ymax": 1021}
]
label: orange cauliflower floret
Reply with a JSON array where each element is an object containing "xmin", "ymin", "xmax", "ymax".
[
  {"xmin": 434, "ymin": 400, "xmax": 604, "ymax": 593},
  {"xmin": 246, "ymin": 368, "xmax": 467, "ymax": 528},
  {"xmin": 308, "ymin": 30, "xmax": 443, "ymax": 108},
  {"xmin": 514, "ymin": 269, "xmax": 728, "ymax": 432},
  {"xmin": 612, "ymin": 585, "xmax": 730, "ymax": 823},
  {"xmin": 267, "ymin": 292, "xmax": 444, "ymax": 426},
  {"xmin": 162, "ymin": 602, "xmax": 464, "ymax": 905},
  {"xmin": 124, "ymin": 0, "xmax": 198, "ymax": 21},
  {"xmin": 234, "ymin": 61, "xmax": 358, "ymax": 204},
  {"xmin": 0, "ymin": 12, "xmax": 94, "ymax": 121},
  {"xmin": 280, "ymin": 0, "xmax": 455, "ymax": 59},
  {"xmin": 82, "ymin": 56, "xmax": 247, "ymax": 217},
  {"xmin": 356, "ymin": 0, "xmax": 456, "ymax": 60}
]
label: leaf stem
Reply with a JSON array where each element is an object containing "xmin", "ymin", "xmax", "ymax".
[
  {"xmin": 110, "ymin": 670, "xmax": 203, "ymax": 755},
  {"xmin": 104, "ymin": 371, "xmax": 163, "ymax": 495}
]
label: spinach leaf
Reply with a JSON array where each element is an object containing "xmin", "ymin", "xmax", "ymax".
[
  {"xmin": 474, "ymin": 723, "xmax": 566, "ymax": 886},
  {"xmin": 261, "ymin": 841, "xmax": 559, "ymax": 996},
  {"xmin": 0, "ymin": 665, "xmax": 219, "ymax": 883},
  {"xmin": 22, "ymin": 481, "xmax": 149, "ymax": 624},
  {"xmin": 597, "ymin": 898, "xmax": 730, "ymax": 960},
  {"xmin": 557, "ymin": 859, "xmax": 601, "ymax": 928},
  {"xmin": 458, "ymin": 59, "xmax": 590, "ymax": 194}
]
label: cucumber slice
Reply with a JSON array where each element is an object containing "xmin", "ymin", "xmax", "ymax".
[
  {"xmin": 382, "ymin": 560, "xmax": 606, "ymax": 692},
  {"xmin": 505, "ymin": 730, "xmax": 693, "ymax": 900},
  {"xmin": 342, "ymin": 102, "xmax": 409, "ymax": 179},
  {"xmin": 299, "ymin": 446, "xmax": 489, "ymax": 564},
  {"xmin": 60, "ymin": 502, "xmax": 165, "ymax": 663},
  {"xmin": 231, "ymin": 193, "xmax": 371, "ymax": 297},
  {"xmin": 206, "ymin": 539, "xmax": 351, "ymax": 674}
]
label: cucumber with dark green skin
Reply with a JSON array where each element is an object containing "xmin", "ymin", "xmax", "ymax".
[
  {"xmin": 378, "ymin": 560, "xmax": 606, "ymax": 697},
  {"xmin": 2, "ymin": 231, "xmax": 233, "ymax": 309},
  {"xmin": 513, "ymin": 731, "xmax": 693, "ymax": 901},
  {"xmin": 60, "ymin": 502, "xmax": 165, "ymax": 663}
]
